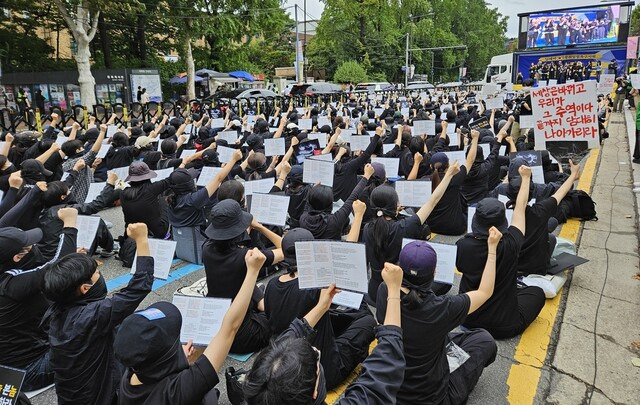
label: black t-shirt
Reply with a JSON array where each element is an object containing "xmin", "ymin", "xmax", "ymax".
[
  {"xmin": 456, "ymin": 226, "xmax": 524, "ymax": 333},
  {"xmin": 376, "ymin": 283, "xmax": 470, "ymax": 404},
  {"xmin": 264, "ymin": 276, "xmax": 319, "ymax": 335},
  {"xmin": 363, "ymin": 214, "xmax": 424, "ymax": 301},
  {"xmin": 426, "ymin": 167, "xmax": 468, "ymax": 236},
  {"xmin": 203, "ymin": 244, "xmax": 275, "ymax": 300},
  {"xmin": 517, "ymin": 197, "xmax": 557, "ymax": 275},
  {"xmin": 121, "ymin": 180, "xmax": 170, "ymax": 238},
  {"xmin": 104, "ymin": 146, "xmax": 136, "ymax": 170},
  {"xmin": 118, "ymin": 356, "xmax": 220, "ymax": 405}
]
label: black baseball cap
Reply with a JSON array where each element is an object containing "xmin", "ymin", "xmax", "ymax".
[
  {"xmin": 21, "ymin": 159, "xmax": 53, "ymax": 177},
  {"xmin": 0, "ymin": 227, "xmax": 43, "ymax": 263},
  {"xmin": 281, "ymin": 228, "xmax": 314, "ymax": 266},
  {"xmin": 114, "ymin": 301, "xmax": 181, "ymax": 369}
]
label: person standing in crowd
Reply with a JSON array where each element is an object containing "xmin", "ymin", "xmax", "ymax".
[
  {"xmin": 141, "ymin": 88, "xmax": 150, "ymax": 105},
  {"xmin": 632, "ymin": 87, "xmax": 640, "ymax": 164},
  {"xmin": 136, "ymin": 86, "xmax": 142, "ymax": 103},
  {"xmin": 35, "ymin": 90, "xmax": 46, "ymax": 113},
  {"xmin": 16, "ymin": 88, "xmax": 30, "ymax": 116},
  {"xmin": 613, "ymin": 76, "xmax": 630, "ymax": 113}
]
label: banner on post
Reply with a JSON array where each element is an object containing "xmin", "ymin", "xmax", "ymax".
[
  {"xmin": 627, "ymin": 36, "xmax": 639, "ymax": 60},
  {"xmin": 531, "ymin": 81, "xmax": 599, "ymax": 150}
]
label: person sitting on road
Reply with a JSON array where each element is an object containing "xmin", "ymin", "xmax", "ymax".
[
  {"xmin": 376, "ymin": 236, "xmax": 500, "ymax": 404},
  {"xmin": 244, "ymin": 263, "xmax": 406, "ymax": 405},
  {"xmin": 114, "ymin": 249, "xmax": 267, "ymax": 405},
  {"xmin": 457, "ymin": 166, "xmax": 546, "ymax": 339}
]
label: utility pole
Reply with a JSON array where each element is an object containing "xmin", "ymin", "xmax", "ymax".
[
  {"xmin": 294, "ymin": 5, "xmax": 301, "ymax": 83},
  {"xmin": 405, "ymin": 33, "xmax": 409, "ymax": 89},
  {"xmin": 407, "ymin": 45, "xmax": 467, "ymax": 84},
  {"xmin": 304, "ymin": 0, "xmax": 307, "ymax": 83}
]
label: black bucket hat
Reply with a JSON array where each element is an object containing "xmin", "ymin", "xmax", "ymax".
[{"xmin": 205, "ymin": 199, "xmax": 253, "ymax": 240}]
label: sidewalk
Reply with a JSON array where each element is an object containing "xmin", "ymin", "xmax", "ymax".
[{"xmin": 542, "ymin": 111, "xmax": 640, "ymax": 404}]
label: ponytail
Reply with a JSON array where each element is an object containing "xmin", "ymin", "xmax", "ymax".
[
  {"xmin": 403, "ymin": 288, "xmax": 424, "ymax": 310},
  {"xmin": 370, "ymin": 216, "xmax": 390, "ymax": 264}
]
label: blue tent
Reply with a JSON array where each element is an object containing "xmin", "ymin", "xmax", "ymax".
[{"xmin": 228, "ymin": 71, "xmax": 255, "ymax": 82}]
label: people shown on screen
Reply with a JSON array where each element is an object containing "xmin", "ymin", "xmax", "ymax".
[
  {"xmin": 527, "ymin": 11, "xmax": 613, "ymax": 48},
  {"xmin": 522, "ymin": 60, "xmax": 619, "ymax": 84}
]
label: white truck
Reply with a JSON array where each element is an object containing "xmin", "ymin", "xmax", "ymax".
[{"xmin": 483, "ymin": 53, "xmax": 513, "ymax": 86}]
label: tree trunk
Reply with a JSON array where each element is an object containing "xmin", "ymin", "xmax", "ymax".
[
  {"xmin": 184, "ymin": 20, "xmax": 196, "ymax": 101},
  {"xmin": 53, "ymin": 0, "xmax": 99, "ymax": 107},
  {"xmin": 76, "ymin": 37, "xmax": 97, "ymax": 107},
  {"xmin": 137, "ymin": 15, "xmax": 147, "ymax": 63},
  {"xmin": 98, "ymin": 14, "xmax": 111, "ymax": 68}
]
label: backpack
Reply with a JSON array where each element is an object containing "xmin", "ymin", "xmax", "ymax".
[{"xmin": 566, "ymin": 190, "xmax": 597, "ymax": 221}]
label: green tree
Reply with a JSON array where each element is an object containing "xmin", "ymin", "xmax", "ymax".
[
  {"xmin": 333, "ymin": 60, "xmax": 368, "ymax": 84},
  {"xmin": 307, "ymin": 0, "xmax": 507, "ymax": 83},
  {"xmin": 630, "ymin": 4, "xmax": 640, "ymax": 37}
]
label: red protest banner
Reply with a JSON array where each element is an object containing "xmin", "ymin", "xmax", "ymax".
[{"xmin": 531, "ymin": 81, "xmax": 599, "ymax": 150}]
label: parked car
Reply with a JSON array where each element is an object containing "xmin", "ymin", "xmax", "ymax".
[
  {"xmin": 204, "ymin": 87, "xmax": 278, "ymax": 106},
  {"xmin": 353, "ymin": 82, "xmax": 395, "ymax": 93},
  {"xmin": 406, "ymin": 81, "xmax": 435, "ymax": 90},
  {"xmin": 288, "ymin": 82, "xmax": 344, "ymax": 97}
]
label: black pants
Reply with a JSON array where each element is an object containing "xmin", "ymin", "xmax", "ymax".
[
  {"xmin": 447, "ymin": 329, "xmax": 497, "ymax": 404},
  {"xmin": 89, "ymin": 218, "xmax": 114, "ymax": 255},
  {"xmin": 329, "ymin": 313, "xmax": 377, "ymax": 390},
  {"xmin": 230, "ymin": 288, "xmax": 272, "ymax": 353},
  {"xmin": 634, "ymin": 129, "xmax": 640, "ymax": 160}
]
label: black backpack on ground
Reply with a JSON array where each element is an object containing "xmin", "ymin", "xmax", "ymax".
[{"xmin": 556, "ymin": 190, "xmax": 597, "ymax": 223}]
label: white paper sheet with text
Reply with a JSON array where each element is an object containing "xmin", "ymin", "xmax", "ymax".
[
  {"xmin": 371, "ymin": 157, "xmax": 400, "ymax": 178},
  {"xmin": 296, "ymin": 241, "xmax": 368, "ymax": 293},
  {"xmin": 402, "ymin": 238, "xmax": 457, "ymax": 285},
  {"xmin": 130, "ymin": 239, "xmax": 177, "ymax": 280},
  {"xmin": 76, "ymin": 215, "xmax": 101, "ymax": 250},
  {"xmin": 264, "ymin": 138, "xmax": 286, "ymax": 157},
  {"xmin": 243, "ymin": 178, "xmax": 275, "ymax": 196},
  {"xmin": 394, "ymin": 180, "xmax": 432, "ymax": 208},
  {"xmin": 303, "ymin": 157, "xmax": 334, "ymax": 187},
  {"xmin": 196, "ymin": 166, "xmax": 223, "ymax": 186},
  {"xmin": 249, "ymin": 193, "xmax": 290, "ymax": 226},
  {"xmin": 172, "ymin": 295, "xmax": 231, "ymax": 346}
]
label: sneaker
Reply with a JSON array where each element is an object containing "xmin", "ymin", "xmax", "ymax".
[{"xmin": 99, "ymin": 249, "xmax": 117, "ymax": 258}]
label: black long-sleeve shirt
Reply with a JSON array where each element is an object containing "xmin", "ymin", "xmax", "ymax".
[
  {"xmin": 48, "ymin": 256, "xmax": 155, "ymax": 405},
  {"xmin": 0, "ymin": 227, "xmax": 77, "ymax": 368},
  {"xmin": 333, "ymin": 134, "xmax": 379, "ymax": 202},
  {"xmin": 280, "ymin": 318, "xmax": 405, "ymax": 405}
]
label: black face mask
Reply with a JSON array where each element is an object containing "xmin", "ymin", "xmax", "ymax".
[
  {"xmin": 82, "ymin": 273, "xmax": 108, "ymax": 302},
  {"xmin": 15, "ymin": 245, "xmax": 46, "ymax": 270}
]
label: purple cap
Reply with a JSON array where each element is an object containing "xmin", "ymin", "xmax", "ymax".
[
  {"xmin": 371, "ymin": 162, "xmax": 386, "ymax": 180},
  {"xmin": 398, "ymin": 241, "xmax": 437, "ymax": 285},
  {"xmin": 430, "ymin": 152, "xmax": 449, "ymax": 168}
]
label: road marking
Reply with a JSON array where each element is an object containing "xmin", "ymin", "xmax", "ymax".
[
  {"xmin": 106, "ymin": 258, "xmax": 200, "ymax": 292},
  {"xmin": 506, "ymin": 148, "xmax": 600, "ymax": 404}
]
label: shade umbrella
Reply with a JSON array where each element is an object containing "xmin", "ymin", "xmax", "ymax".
[
  {"xmin": 168, "ymin": 74, "xmax": 205, "ymax": 84},
  {"xmin": 228, "ymin": 71, "xmax": 255, "ymax": 82},
  {"xmin": 196, "ymin": 69, "xmax": 229, "ymax": 78}
]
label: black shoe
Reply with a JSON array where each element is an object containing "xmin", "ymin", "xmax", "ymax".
[{"xmin": 633, "ymin": 158, "xmax": 640, "ymax": 164}]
